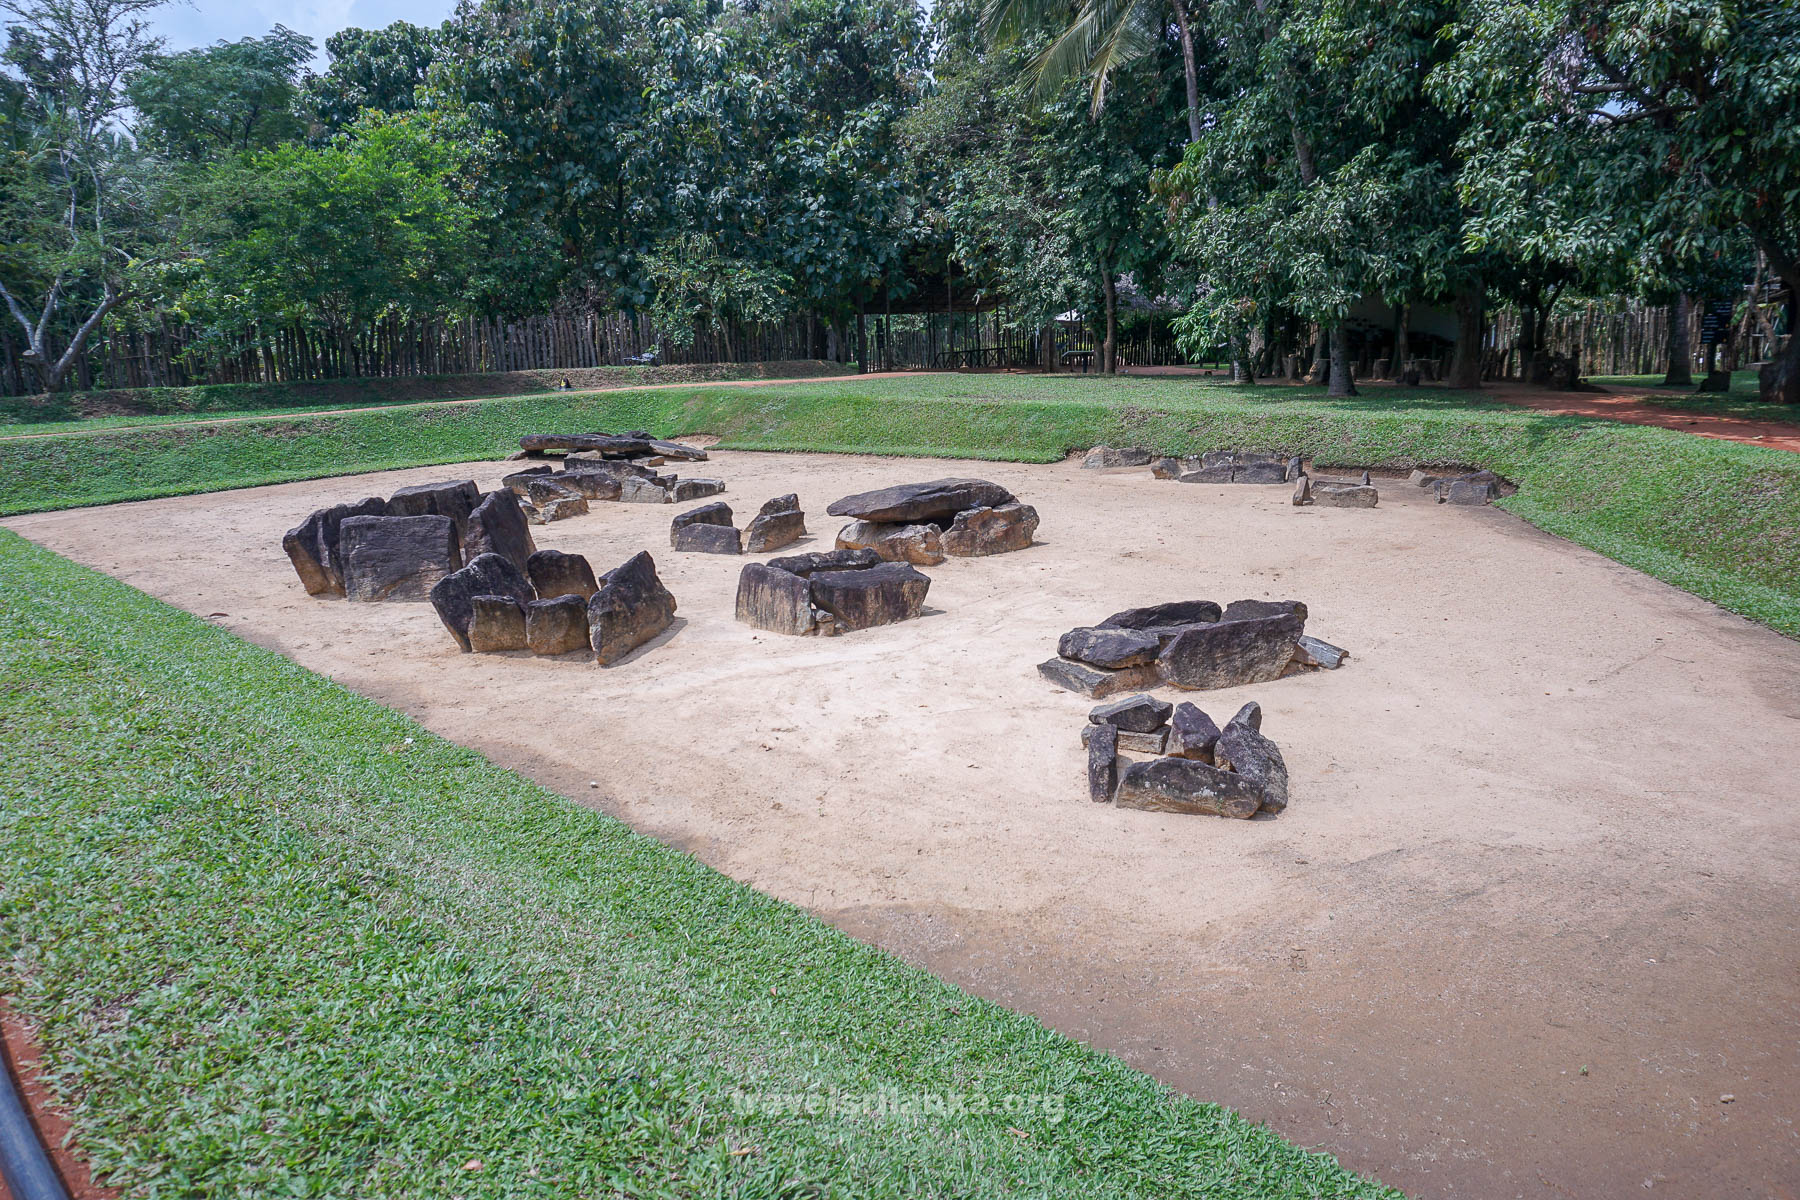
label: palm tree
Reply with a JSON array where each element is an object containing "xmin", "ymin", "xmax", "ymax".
[{"xmin": 981, "ymin": 0, "xmax": 1204, "ymax": 144}]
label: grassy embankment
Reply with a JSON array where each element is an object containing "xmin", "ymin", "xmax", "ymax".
[
  {"xmin": 3, "ymin": 372, "xmax": 1796, "ymax": 636},
  {"xmin": 0, "ymin": 532, "xmax": 1396, "ymax": 1199},
  {"xmin": 0, "ymin": 359, "xmax": 852, "ymax": 435}
]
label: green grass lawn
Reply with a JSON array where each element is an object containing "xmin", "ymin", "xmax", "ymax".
[
  {"xmin": 4, "ymin": 371, "xmax": 1797, "ymax": 636},
  {"xmin": 0, "ymin": 532, "xmax": 1395, "ymax": 1199}
]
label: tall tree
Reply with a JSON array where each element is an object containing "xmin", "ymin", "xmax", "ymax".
[
  {"xmin": 1435, "ymin": 0, "xmax": 1800, "ymax": 402},
  {"xmin": 127, "ymin": 26, "xmax": 313, "ymax": 160},
  {"xmin": 304, "ymin": 21, "xmax": 440, "ymax": 137},
  {"xmin": 0, "ymin": 0, "xmax": 166, "ymax": 391}
]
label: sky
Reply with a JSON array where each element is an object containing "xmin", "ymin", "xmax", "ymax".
[
  {"xmin": 151, "ymin": 0, "xmax": 937, "ymax": 67},
  {"xmin": 147, "ymin": 0, "xmax": 459, "ymax": 66}
]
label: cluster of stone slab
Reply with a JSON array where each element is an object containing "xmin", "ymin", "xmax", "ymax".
[
  {"xmin": 735, "ymin": 548, "xmax": 929, "ymax": 637},
  {"xmin": 1410, "ymin": 467, "xmax": 1514, "ymax": 505},
  {"xmin": 1040, "ymin": 599, "xmax": 1348, "ymax": 699},
  {"xmin": 429, "ymin": 547, "xmax": 677, "ymax": 665},
  {"xmin": 1292, "ymin": 469, "xmax": 1379, "ymax": 508},
  {"xmin": 828, "ymin": 478, "xmax": 1039, "ymax": 564},
  {"xmin": 1088, "ymin": 447, "xmax": 1301, "ymax": 485},
  {"xmin": 1085, "ymin": 694, "xmax": 1287, "ymax": 819},
  {"xmin": 669, "ymin": 495, "xmax": 807, "ymax": 555},
  {"xmin": 500, "ymin": 457, "xmax": 724, "ymax": 522},
  {"xmin": 283, "ymin": 478, "xmax": 536, "ymax": 603}
]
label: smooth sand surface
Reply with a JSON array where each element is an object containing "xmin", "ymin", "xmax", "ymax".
[{"xmin": 9, "ymin": 450, "xmax": 1800, "ymax": 1199}]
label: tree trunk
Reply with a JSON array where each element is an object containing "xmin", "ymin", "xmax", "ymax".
[
  {"xmin": 1326, "ymin": 324, "xmax": 1357, "ymax": 396},
  {"xmin": 1305, "ymin": 325, "xmax": 1328, "ymax": 386},
  {"xmin": 1663, "ymin": 293, "xmax": 1693, "ymax": 386},
  {"xmin": 856, "ymin": 306, "xmax": 868, "ymax": 374},
  {"xmin": 1102, "ymin": 273, "xmax": 1118, "ymax": 375},
  {"xmin": 1760, "ymin": 319, "xmax": 1800, "ymax": 404},
  {"xmin": 1447, "ymin": 283, "xmax": 1484, "ymax": 389},
  {"xmin": 1040, "ymin": 324, "xmax": 1057, "ymax": 372},
  {"xmin": 1170, "ymin": 0, "xmax": 1202, "ymax": 145},
  {"xmin": 1392, "ymin": 303, "xmax": 1410, "ymax": 379}
]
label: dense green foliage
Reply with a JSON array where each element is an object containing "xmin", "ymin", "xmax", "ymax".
[
  {"xmin": 3, "ymin": 374, "xmax": 1795, "ymax": 634},
  {"xmin": 0, "ymin": 532, "xmax": 1398, "ymax": 1198},
  {"xmin": 3, "ymin": 0, "xmax": 1794, "ymax": 393}
]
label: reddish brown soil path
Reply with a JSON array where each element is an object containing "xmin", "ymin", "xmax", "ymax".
[
  {"xmin": 1469, "ymin": 382, "xmax": 1800, "ymax": 453},
  {"xmin": 0, "ymin": 1003, "xmax": 117, "ymax": 1200}
]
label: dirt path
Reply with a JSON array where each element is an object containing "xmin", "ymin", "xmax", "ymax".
[
  {"xmin": 1475, "ymin": 382, "xmax": 1800, "ymax": 453},
  {"xmin": 0, "ymin": 370, "xmax": 924, "ymax": 442},
  {"xmin": 8, "ymin": 453, "xmax": 1800, "ymax": 1199}
]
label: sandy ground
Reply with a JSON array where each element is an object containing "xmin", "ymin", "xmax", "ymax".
[{"xmin": 8, "ymin": 451, "xmax": 1800, "ymax": 1199}]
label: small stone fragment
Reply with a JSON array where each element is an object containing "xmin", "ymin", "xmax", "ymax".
[
  {"xmin": 1058, "ymin": 626, "xmax": 1162, "ymax": 669},
  {"xmin": 1176, "ymin": 465, "xmax": 1235, "ymax": 484},
  {"xmin": 669, "ymin": 477, "xmax": 726, "ymax": 502},
  {"xmin": 1036, "ymin": 658, "xmax": 1162, "ymax": 699},
  {"xmin": 538, "ymin": 496, "xmax": 589, "ymax": 522},
  {"xmin": 1089, "ymin": 693, "xmax": 1174, "ymax": 733},
  {"xmin": 1292, "ymin": 474, "xmax": 1312, "ymax": 506},
  {"xmin": 1233, "ymin": 461, "xmax": 1289, "ymax": 484},
  {"xmin": 467, "ymin": 594, "xmax": 527, "ymax": 652},
  {"xmin": 527, "ymin": 549, "xmax": 599, "ymax": 600},
  {"xmin": 1293, "ymin": 635, "xmax": 1348, "ymax": 669},
  {"xmin": 1444, "ymin": 479, "xmax": 1497, "ymax": 505},
  {"xmin": 1150, "ymin": 457, "xmax": 1183, "ymax": 480},
  {"xmin": 1087, "ymin": 723, "xmax": 1120, "ymax": 802},
  {"xmin": 1081, "ymin": 725, "xmax": 1168, "ymax": 755},
  {"xmin": 526, "ymin": 594, "xmax": 591, "ymax": 655},
  {"xmin": 1221, "ymin": 598, "xmax": 1308, "ymax": 622},
  {"xmin": 1314, "ymin": 483, "xmax": 1379, "ymax": 508},
  {"xmin": 1115, "ymin": 758, "xmax": 1262, "ymax": 818},
  {"xmin": 1167, "ymin": 702, "xmax": 1222, "ymax": 761},
  {"xmin": 502, "ymin": 465, "xmax": 553, "ymax": 495},
  {"xmin": 1286, "ymin": 456, "xmax": 1304, "ymax": 481},
  {"xmin": 1083, "ymin": 446, "xmax": 1152, "ymax": 469},
  {"xmin": 619, "ymin": 476, "xmax": 673, "ymax": 504},
  {"xmin": 672, "ymin": 522, "xmax": 743, "ymax": 554}
]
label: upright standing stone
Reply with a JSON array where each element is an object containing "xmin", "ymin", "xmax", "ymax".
[
  {"xmin": 526, "ymin": 595, "xmax": 591, "ymax": 655},
  {"xmin": 1156, "ymin": 614, "xmax": 1303, "ymax": 689},
  {"xmin": 463, "ymin": 489, "xmax": 536, "ymax": 573},
  {"xmin": 1088, "ymin": 723, "xmax": 1120, "ymax": 802},
  {"xmin": 468, "ymin": 595, "xmax": 527, "ymax": 652},
  {"xmin": 589, "ymin": 551, "xmax": 678, "ymax": 665},
  {"xmin": 1214, "ymin": 722, "xmax": 1289, "ymax": 813},
  {"xmin": 430, "ymin": 552, "xmax": 534, "ymax": 651},
  {"xmin": 742, "ymin": 494, "xmax": 806, "ymax": 553},
  {"xmin": 528, "ymin": 549, "xmax": 599, "ymax": 600},
  {"xmin": 735, "ymin": 563, "xmax": 818, "ymax": 635},
  {"xmin": 386, "ymin": 480, "xmax": 480, "ymax": 531},
  {"xmin": 1166, "ymin": 703, "xmax": 1222, "ymax": 761},
  {"xmin": 282, "ymin": 496, "xmax": 386, "ymax": 595},
  {"xmin": 340, "ymin": 514, "xmax": 462, "ymax": 603}
]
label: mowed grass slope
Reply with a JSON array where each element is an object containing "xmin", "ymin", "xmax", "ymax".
[
  {"xmin": 0, "ymin": 532, "xmax": 1395, "ymax": 1200},
  {"xmin": 4, "ymin": 372, "xmax": 1797, "ymax": 636}
]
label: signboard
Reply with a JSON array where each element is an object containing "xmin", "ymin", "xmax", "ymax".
[{"xmin": 1700, "ymin": 300, "xmax": 1735, "ymax": 345}]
